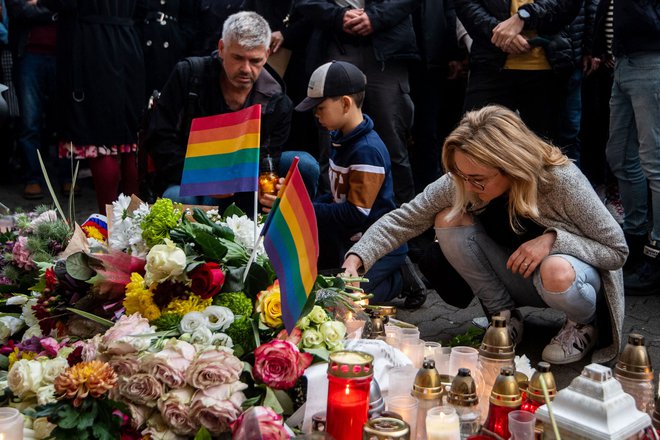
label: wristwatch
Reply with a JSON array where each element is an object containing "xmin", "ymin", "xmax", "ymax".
[{"xmin": 517, "ymin": 8, "xmax": 531, "ymax": 21}]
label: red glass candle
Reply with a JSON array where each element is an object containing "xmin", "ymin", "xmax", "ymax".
[
  {"xmin": 326, "ymin": 350, "xmax": 374, "ymax": 440},
  {"xmin": 482, "ymin": 367, "xmax": 521, "ymax": 440},
  {"xmin": 521, "ymin": 362, "xmax": 556, "ymax": 414}
]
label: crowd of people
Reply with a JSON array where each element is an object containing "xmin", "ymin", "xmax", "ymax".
[{"xmin": 0, "ymin": 0, "xmax": 658, "ymax": 365}]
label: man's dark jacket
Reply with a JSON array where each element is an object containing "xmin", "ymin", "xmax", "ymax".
[
  {"xmin": 296, "ymin": 0, "xmax": 419, "ymax": 72},
  {"xmin": 612, "ymin": 0, "xmax": 660, "ymax": 57},
  {"xmin": 455, "ymin": 0, "xmax": 582, "ymax": 73},
  {"xmin": 6, "ymin": 0, "xmax": 57, "ymax": 59},
  {"xmin": 144, "ymin": 53, "xmax": 292, "ymax": 191}
]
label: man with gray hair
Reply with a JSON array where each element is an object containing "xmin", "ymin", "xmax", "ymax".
[{"xmin": 145, "ymin": 11, "xmax": 319, "ymax": 210}]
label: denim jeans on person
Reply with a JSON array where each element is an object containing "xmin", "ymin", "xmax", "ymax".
[
  {"xmin": 606, "ymin": 52, "xmax": 660, "ymax": 242},
  {"xmin": 15, "ymin": 52, "xmax": 63, "ymax": 184},
  {"xmin": 436, "ymin": 222, "xmax": 601, "ymax": 324},
  {"xmin": 163, "ymin": 150, "xmax": 321, "ymax": 212},
  {"xmin": 557, "ymin": 68, "xmax": 583, "ymax": 167}
]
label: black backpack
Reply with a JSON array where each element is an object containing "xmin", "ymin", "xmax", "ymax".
[{"xmin": 137, "ymin": 57, "xmax": 207, "ymax": 202}]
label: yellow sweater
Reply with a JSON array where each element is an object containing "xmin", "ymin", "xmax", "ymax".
[{"xmin": 504, "ymin": 0, "xmax": 551, "ymax": 70}]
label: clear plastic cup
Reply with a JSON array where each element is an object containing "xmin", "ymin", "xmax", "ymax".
[{"xmin": 508, "ymin": 410, "xmax": 535, "ymax": 440}]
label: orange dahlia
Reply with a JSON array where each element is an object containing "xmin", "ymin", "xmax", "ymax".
[{"xmin": 54, "ymin": 360, "xmax": 117, "ymax": 407}]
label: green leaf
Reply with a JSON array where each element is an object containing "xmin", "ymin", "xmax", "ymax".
[
  {"xmin": 65, "ymin": 252, "xmax": 95, "ymax": 281},
  {"xmin": 222, "ymin": 203, "xmax": 246, "ymax": 218},
  {"xmin": 0, "ymin": 354, "xmax": 7, "ymax": 370},
  {"xmin": 66, "ymin": 307, "xmax": 114, "ymax": 327},
  {"xmin": 92, "ymin": 422, "xmax": 114, "ymax": 440},
  {"xmin": 298, "ymin": 289, "xmax": 317, "ymax": 323},
  {"xmin": 273, "ymin": 389, "xmax": 294, "ymax": 415},
  {"xmin": 192, "ymin": 229, "xmax": 228, "ymax": 262},
  {"xmin": 303, "ymin": 347, "xmax": 330, "ymax": 362},
  {"xmin": 56, "ymin": 404, "xmax": 80, "ymax": 429},
  {"xmin": 241, "ymin": 395, "xmax": 261, "ymax": 409},
  {"xmin": 251, "ymin": 317, "xmax": 261, "ymax": 349},
  {"xmin": 191, "ymin": 208, "xmax": 235, "ymax": 240},
  {"xmin": 78, "ymin": 400, "xmax": 98, "ymax": 429},
  {"xmin": 194, "ymin": 427, "xmax": 213, "ymax": 440},
  {"xmin": 264, "ymin": 386, "xmax": 284, "ymax": 414}
]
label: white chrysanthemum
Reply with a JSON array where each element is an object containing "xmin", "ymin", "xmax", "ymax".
[
  {"xmin": 108, "ymin": 217, "xmax": 133, "ymax": 250},
  {"xmin": 202, "ymin": 306, "xmax": 234, "ymax": 332},
  {"xmin": 221, "ymin": 215, "xmax": 265, "ymax": 255},
  {"xmin": 112, "ymin": 194, "xmax": 132, "ymax": 219},
  {"xmin": 7, "ymin": 295, "xmax": 28, "ymax": 306},
  {"xmin": 22, "ymin": 324, "xmax": 43, "ymax": 342},
  {"xmin": 0, "ymin": 316, "xmax": 24, "ymax": 343},
  {"xmin": 179, "ymin": 312, "xmax": 206, "ymax": 334}
]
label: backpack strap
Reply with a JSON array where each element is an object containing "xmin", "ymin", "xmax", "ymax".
[{"xmin": 181, "ymin": 56, "xmax": 209, "ymax": 136}]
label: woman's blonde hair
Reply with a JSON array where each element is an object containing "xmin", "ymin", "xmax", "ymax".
[{"xmin": 442, "ymin": 105, "xmax": 569, "ymax": 232}]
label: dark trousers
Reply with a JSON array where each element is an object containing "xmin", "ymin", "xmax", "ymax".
[
  {"xmin": 463, "ymin": 67, "xmax": 561, "ymax": 142},
  {"xmin": 325, "ymin": 43, "xmax": 416, "ymax": 205}
]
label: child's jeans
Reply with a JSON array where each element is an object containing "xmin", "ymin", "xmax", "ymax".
[{"xmin": 435, "ymin": 222, "xmax": 601, "ymax": 324}]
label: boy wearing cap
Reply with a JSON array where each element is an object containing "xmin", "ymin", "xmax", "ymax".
[{"xmin": 296, "ymin": 61, "xmax": 425, "ymax": 306}]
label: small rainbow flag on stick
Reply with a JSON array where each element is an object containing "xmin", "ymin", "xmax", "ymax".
[
  {"xmin": 179, "ymin": 104, "xmax": 261, "ymax": 196},
  {"xmin": 261, "ymin": 157, "xmax": 319, "ymax": 332}
]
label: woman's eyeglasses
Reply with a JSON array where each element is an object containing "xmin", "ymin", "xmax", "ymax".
[{"xmin": 451, "ymin": 169, "xmax": 499, "ymax": 191}]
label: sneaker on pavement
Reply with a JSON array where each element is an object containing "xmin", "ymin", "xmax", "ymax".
[
  {"xmin": 542, "ymin": 319, "xmax": 596, "ymax": 364},
  {"xmin": 493, "ymin": 309, "xmax": 524, "ymax": 346},
  {"xmin": 624, "ymin": 241, "xmax": 660, "ymax": 295}
]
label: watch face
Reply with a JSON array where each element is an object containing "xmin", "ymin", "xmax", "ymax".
[{"xmin": 518, "ymin": 9, "xmax": 530, "ymax": 19}]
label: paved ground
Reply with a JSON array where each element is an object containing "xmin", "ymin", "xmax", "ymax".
[{"xmin": 1, "ymin": 179, "xmax": 659, "ymax": 391}]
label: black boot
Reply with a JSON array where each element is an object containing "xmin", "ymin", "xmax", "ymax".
[
  {"xmin": 623, "ymin": 232, "xmax": 647, "ymax": 274},
  {"xmin": 624, "ymin": 240, "xmax": 660, "ymax": 296},
  {"xmin": 400, "ymin": 257, "xmax": 427, "ymax": 309}
]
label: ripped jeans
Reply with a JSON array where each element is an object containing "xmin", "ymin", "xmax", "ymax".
[{"xmin": 435, "ymin": 222, "xmax": 601, "ymax": 324}]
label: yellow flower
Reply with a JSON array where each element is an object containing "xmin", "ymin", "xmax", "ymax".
[
  {"xmin": 256, "ymin": 282, "xmax": 283, "ymax": 329},
  {"xmin": 123, "ymin": 272, "xmax": 161, "ymax": 321},
  {"xmin": 164, "ymin": 294, "xmax": 212, "ymax": 316},
  {"xmin": 7, "ymin": 348, "xmax": 37, "ymax": 371},
  {"xmin": 82, "ymin": 225, "xmax": 106, "ymax": 242},
  {"xmin": 54, "ymin": 360, "xmax": 117, "ymax": 407}
]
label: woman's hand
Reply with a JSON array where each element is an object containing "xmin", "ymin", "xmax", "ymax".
[
  {"xmin": 507, "ymin": 232, "xmax": 556, "ymax": 278},
  {"xmin": 341, "ymin": 254, "xmax": 364, "ymax": 287}
]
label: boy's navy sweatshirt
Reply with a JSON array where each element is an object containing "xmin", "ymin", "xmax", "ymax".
[{"xmin": 314, "ymin": 115, "xmax": 397, "ymax": 237}]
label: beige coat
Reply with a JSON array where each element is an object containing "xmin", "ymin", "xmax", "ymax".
[{"xmin": 349, "ymin": 163, "xmax": 628, "ymax": 363}]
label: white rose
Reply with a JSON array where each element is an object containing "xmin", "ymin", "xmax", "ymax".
[
  {"xmin": 8, "ymin": 359, "xmax": 43, "ymax": 398},
  {"xmin": 41, "ymin": 358, "xmax": 69, "ymax": 383},
  {"xmin": 202, "ymin": 306, "xmax": 234, "ymax": 331},
  {"xmin": 179, "ymin": 312, "xmax": 206, "ymax": 334},
  {"xmin": 37, "ymin": 384, "xmax": 57, "ymax": 405},
  {"xmin": 0, "ymin": 316, "xmax": 24, "ymax": 343},
  {"xmin": 145, "ymin": 239, "xmax": 187, "ymax": 285},
  {"xmin": 190, "ymin": 327, "xmax": 213, "ymax": 346},
  {"xmin": 210, "ymin": 333, "xmax": 233, "ymax": 349}
]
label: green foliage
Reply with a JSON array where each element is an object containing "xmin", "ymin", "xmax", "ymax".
[
  {"xmin": 213, "ymin": 291, "xmax": 253, "ymax": 317},
  {"xmin": 36, "ymin": 397, "xmax": 127, "ymax": 440},
  {"xmin": 448, "ymin": 326, "xmax": 485, "ymax": 348},
  {"xmin": 223, "ymin": 263, "xmax": 274, "ymax": 298},
  {"xmin": 222, "ymin": 203, "xmax": 246, "ymax": 218},
  {"xmin": 191, "ymin": 208, "xmax": 235, "ymax": 240},
  {"xmin": 194, "ymin": 427, "xmax": 213, "ymax": 440},
  {"xmin": 191, "ymin": 229, "xmax": 228, "ymax": 262},
  {"xmin": 66, "ymin": 252, "xmax": 95, "ymax": 281},
  {"xmin": 225, "ymin": 316, "xmax": 255, "ymax": 354},
  {"xmin": 152, "ymin": 312, "xmax": 183, "ymax": 332}
]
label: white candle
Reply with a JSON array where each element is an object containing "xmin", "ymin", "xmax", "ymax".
[{"xmin": 426, "ymin": 406, "xmax": 460, "ymax": 440}]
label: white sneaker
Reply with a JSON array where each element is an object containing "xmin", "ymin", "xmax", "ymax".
[
  {"xmin": 493, "ymin": 309, "xmax": 524, "ymax": 346},
  {"xmin": 542, "ymin": 320, "xmax": 596, "ymax": 365}
]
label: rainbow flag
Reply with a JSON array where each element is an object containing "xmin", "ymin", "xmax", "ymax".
[
  {"xmin": 261, "ymin": 157, "xmax": 319, "ymax": 332},
  {"xmin": 179, "ymin": 104, "xmax": 261, "ymax": 196}
]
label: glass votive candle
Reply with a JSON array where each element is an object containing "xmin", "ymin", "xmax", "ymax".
[
  {"xmin": 426, "ymin": 405, "xmax": 460, "ymax": 440},
  {"xmin": 388, "ymin": 365, "xmax": 418, "ymax": 398},
  {"xmin": 508, "ymin": 410, "xmax": 535, "ymax": 440},
  {"xmin": 434, "ymin": 347, "xmax": 452, "ymax": 376},
  {"xmin": 0, "ymin": 408, "xmax": 23, "ymax": 440},
  {"xmin": 384, "ymin": 325, "xmax": 400, "ymax": 348},
  {"xmin": 424, "ymin": 341, "xmax": 442, "ymax": 361},
  {"xmin": 386, "ymin": 395, "xmax": 418, "ymax": 440},
  {"xmin": 448, "ymin": 346, "xmax": 479, "ymax": 377},
  {"xmin": 400, "ymin": 338, "xmax": 425, "ymax": 368},
  {"xmin": 399, "ymin": 327, "xmax": 421, "ymax": 344}
]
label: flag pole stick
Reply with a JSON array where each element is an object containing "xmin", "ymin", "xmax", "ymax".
[
  {"xmin": 243, "ymin": 235, "xmax": 264, "ymax": 284},
  {"xmin": 253, "ymin": 190, "xmax": 258, "ymax": 244}
]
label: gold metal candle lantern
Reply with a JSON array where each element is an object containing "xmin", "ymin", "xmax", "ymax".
[
  {"xmin": 521, "ymin": 362, "xmax": 556, "ymax": 413},
  {"xmin": 614, "ymin": 333, "xmax": 655, "ymax": 416},
  {"xmin": 478, "ymin": 316, "xmax": 515, "ymax": 422},
  {"xmin": 448, "ymin": 368, "xmax": 481, "ymax": 438},
  {"xmin": 413, "ymin": 359, "xmax": 446, "ymax": 440},
  {"xmin": 482, "ymin": 367, "xmax": 522, "ymax": 440},
  {"xmin": 363, "ymin": 417, "xmax": 411, "ymax": 440}
]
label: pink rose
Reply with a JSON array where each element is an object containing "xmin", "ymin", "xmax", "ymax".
[
  {"xmin": 108, "ymin": 353, "xmax": 141, "ymax": 377},
  {"xmin": 158, "ymin": 387, "xmax": 197, "ymax": 436},
  {"xmin": 190, "ymin": 382, "xmax": 247, "ymax": 434},
  {"xmin": 143, "ymin": 340, "xmax": 196, "ymax": 389},
  {"xmin": 253, "ymin": 340, "xmax": 312, "ymax": 390},
  {"xmin": 80, "ymin": 334, "xmax": 103, "ymax": 361},
  {"xmin": 231, "ymin": 406, "xmax": 290, "ymax": 440},
  {"xmin": 116, "ymin": 374, "xmax": 163, "ymax": 407},
  {"xmin": 126, "ymin": 403, "xmax": 154, "ymax": 431},
  {"xmin": 101, "ymin": 314, "xmax": 155, "ymax": 356},
  {"xmin": 185, "ymin": 349, "xmax": 242, "ymax": 388}
]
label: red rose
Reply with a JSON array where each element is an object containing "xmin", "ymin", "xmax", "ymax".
[
  {"xmin": 189, "ymin": 262, "xmax": 225, "ymax": 299},
  {"xmin": 253, "ymin": 340, "xmax": 313, "ymax": 390}
]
